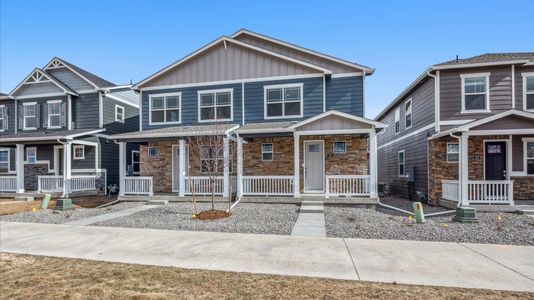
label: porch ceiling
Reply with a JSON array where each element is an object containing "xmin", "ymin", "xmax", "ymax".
[{"xmin": 0, "ymin": 128, "xmax": 103, "ymax": 144}]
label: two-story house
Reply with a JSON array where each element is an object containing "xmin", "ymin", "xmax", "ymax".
[
  {"xmin": 0, "ymin": 57, "xmax": 139, "ymax": 197},
  {"xmin": 112, "ymin": 29, "xmax": 385, "ymax": 200},
  {"xmin": 376, "ymin": 53, "xmax": 534, "ymax": 207}
]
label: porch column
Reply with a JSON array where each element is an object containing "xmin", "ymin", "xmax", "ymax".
[
  {"xmin": 178, "ymin": 139, "xmax": 185, "ymax": 197},
  {"xmin": 15, "ymin": 144, "xmax": 25, "ymax": 193},
  {"xmin": 118, "ymin": 142, "xmax": 126, "ymax": 196},
  {"xmin": 293, "ymin": 133, "xmax": 300, "ymax": 197},
  {"xmin": 62, "ymin": 141, "xmax": 72, "ymax": 197},
  {"xmin": 223, "ymin": 137, "xmax": 230, "ymax": 197},
  {"xmin": 369, "ymin": 130, "xmax": 378, "ymax": 198},
  {"xmin": 459, "ymin": 133, "xmax": 469, "ymax": 206},
  {"xmin": 236, "ymin": 136, "xmax": 243, "ymax": 199}
]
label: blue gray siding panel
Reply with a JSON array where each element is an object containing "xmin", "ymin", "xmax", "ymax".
[
  {"xmin": 16, "ymin": 95, "xmax": 69, "ymax": 132},
  {"xmin": 325, "ymin": 76, "xmax": 363, "ymax": 117},
  {"xmin": 103, "ymin": 96, "xmax": 139, "ymax": 134},
  {"xmin": 0, "ymin": 100, "xmax": 16, "ymax": 135},
  {"xmin": 72, "ymin": 92, "xmax": 100, "ymax": 129},
  {"xmin": 47, "ymin": 68, "xmax": 94, "ymax": 92}
]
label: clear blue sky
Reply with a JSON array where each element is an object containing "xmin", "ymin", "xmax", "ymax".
[{"xmin": 1, "ymin": 0, "xmax": 533, "ymax": 118}]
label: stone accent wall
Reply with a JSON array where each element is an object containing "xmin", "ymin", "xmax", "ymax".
[
  {"xmin": 512, "ymin": 176, "xmax": 534, "ymax": 200},
  {"xmin": 242, "ymin": 136, "xmax": 294, "ymax": 176},
  {"xmin": 24, "ymin": 164, "xmax": 49, "ymax": 191},
  {"xmin": 140, "ymin": 141, "xmax": 173, "ymax": 193}
]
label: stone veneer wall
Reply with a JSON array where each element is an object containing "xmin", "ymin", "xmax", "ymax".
[
  {"xmin": 511, "ymin": 176, "xmax": 534, "ymax": 200},
  {"xmin": 242, "ymin": 136, "xmax": 294, "ymax": 176},
  {"xmin": 24, "ymin": 164, "xmax": 49, "ymax": 191}
]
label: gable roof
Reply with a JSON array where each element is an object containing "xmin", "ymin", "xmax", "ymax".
[
  {"xmin": 44, "ymin": 57, "xmax": 115, "ymax": 89},
  {"xmin": 290, "ymin": 110, "xmax": 386, "ymax": 130},
  {"xmin": 10, "ymin": 68, "xmax": 77, "ymax": 96}
]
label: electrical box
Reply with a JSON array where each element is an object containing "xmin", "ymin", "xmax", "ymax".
[{"xmin": 406, "ymin": 167, "xmax": 415, "ymax": 183}]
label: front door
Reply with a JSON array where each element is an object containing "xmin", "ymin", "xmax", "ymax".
[
  {"xmin": 304, "ymin": 141, "xmax": 324, "ymax": 192},
  {"xmin": 172, "ymin": 145, "xmax": 189, "ymax": 192},
  {"xmin": 485, "ymin": 141, "xmax": 506, "ymax": 180}
]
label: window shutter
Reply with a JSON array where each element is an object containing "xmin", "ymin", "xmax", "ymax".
[
  {"xmin": 35, "ymin": 104, "xmax": 40, "ymax": 128},
  {"xmin": 43, "ymin": 103, "xmax": 48, "ymax": 128},
  {"xmin": 61, "ymin": 102, "xmax": 67, "ymax": 127},
  {"xmin": 3, "ymin": 106, "xmax": 7, "ymax": 130},
  {"xmin": 18, "ymin": 105, "xmax": 23, "ymax": 130}
]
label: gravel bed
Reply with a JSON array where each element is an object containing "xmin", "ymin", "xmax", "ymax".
[
  {"xmin": 93, "ymin": 202, "xmax": 299, "ymax": 235},
  {"xmin": 376, "ymin": 197, "xmax": 449, "ymax": 216},
  {"xmin": 325, "ymin": 206, "xmax": 534, "ymax": 246},
  {"xmin": 0, "ymin": 202, "xmax": 143, "ymax": 224}
]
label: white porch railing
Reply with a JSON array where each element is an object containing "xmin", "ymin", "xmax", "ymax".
[
  {"xmin": 326, "ymin": 175, "xmax": 370, "ymax": 197},
  {"xmin": 0, "ymin": 176, "xmax": 17, "ymax": 192},
  {"xmin": 124, "ymin": 176, "xmax": 153, "ymax": 196},
  {"xmin": 441, "ymin": 180, "xmax": 514, "ymax": 204},
  {"xmin": 185, "ymin": 176, "xmax": 224, "ymax": 195},
  {"xmin": 242, "ymin": 176, "xmax": 294, "ymax": 196},
  {"xmin": 70, "ymin": 176, "xmax": 96, "ymax": 192},
  {"xmin": 38, "ymin": 175, "xmax": 63, "ymax": 193},
  {"xmin": 442, "ymin": 180, "xmax": 460, "ymax": 201}
]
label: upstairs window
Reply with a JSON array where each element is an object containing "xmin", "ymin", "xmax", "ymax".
[
  {"xmin": 0, "ymin": 149, "xmax": 9, "ymax": 173},
  {"xmin": 394, "ymin": 107, "xmax": 400, "ymax": 134},
  {"xmin": 26, "ymin": 147, "xmax": 37, "ymax": 164},
  {"xmin": 198, "ymin": 89, "xmax": 233, "ymax": 122},
  {"xmin": 447, "ymin": 143, "xmax": 459, "ymax": 162},
  {"xmin": 405, "ymin": 99, "xmax": 412, "ymax": 129},
  {"xmin": 115, "ymin": 105, "xmax": 125, "ymax": 122},
  {"xmin": 47, "ymin": 100, "xmax": 62, "ymax": 128},
  {"xmin": 0, "ymin": 105, "xmax": 6, "ymax": 131},
  {"xmin": 149, "ymin": 93, "xmax": 181, "ymax": 124},
  {"xmin": 261, "ymin": 143, "xmax": 273, "ymax": 161},
  {"xmin": 461, "ymin": 73, "xmax": 490, "ymax": 112},
  {"xmin": 23, "ymin": 103, "xmax": 38, "ymax": 130},
  {"xmin": 265, "ymin": 84, "xmax": 303, "ymax": 119},
  {"xmin": 523, "ymin": 73, "xmax": 534, "ymax": 111},
  {"xmin": 398, "ymin": 150, "xmax": 405, "ymax": 176}
]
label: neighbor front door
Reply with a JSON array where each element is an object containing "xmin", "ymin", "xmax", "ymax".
[
  {"xmin": 304, "ymin": 141, "xmax": 324, "ymax": 192},
  {"xmin": 485, "ymin": 141, "xmax": 506, "ymax": 180},
  {"xmin": 172, "ymin": 146, "xmax": 180, "ymax": 192}
]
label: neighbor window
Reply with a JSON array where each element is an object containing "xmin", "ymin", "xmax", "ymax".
[
  {"xmin": 198, "ymin": 89, "xmax": 233, "ymax": 122},
  {"xmin": 132, "ymin": 150, "xmax": 140, "ymax": 174},
  {"xmin": 333, "ymin": 141, "xmax": 346, "ymax": 154},
  {"xmin": 265, "ymin": 84, "xmax": 303, "ymax": 119},
  {"xmin": 23, "ymin": 103, "xmax": 38, "ymax": 130},
  {"xmin": 526, "ymin": 139, "xmax": 534, "ymax": 175},
  {"xmin": 26, "ymin": 147, "xmax": 37, "ymax": 164},
  {"xmin": 398, "ymin": 150, "xmax": 405, "ymax": 176},
  {"xmin": 0, "ymin": 105, "xmax": 6, "ymax": 131},
  {"xmin": 405, "ymin": 99, "xmax": 412, "ymax": 129},
  {"xmin": 394, "ymin": 107, "xmax": 400, "ymax": 134},
  {"xmin": 447, "ymin": 143, "xmax": 459, "ymax": 162},
  {"xmin": 148, "ymin": 147, "xmax": 158, "ymax": 158},
  {"xmin": 462, "ymin": 73, "xmax": 490, "ymax": 112},
  {"xmin": 115, "ymin": 105, "xmax": 125, "ymax": 122},
  {"xmin": 0, "ymin": 149, "xmax": 9, "ymax": 173},
  {"xmin": 47, "ymin": 100, "xmax": 62, "ymax": 128},
  {"xmin": 73, "ymin": 145, "xmax": 85, "ymax": 160},
  {"xmin": 150, "ymin": 93, "xmax": 181, "ymax": 124},
  {"xmin": 523, "ymin": 73, "xmax": 534, "ymax": 111},
  {"xmin": 200, "ymin": 146, "xmax": 224, "ymax": 173},
  {"xmin": 262, "ymin": 143, "xmax": 273, "ymax": 161}
]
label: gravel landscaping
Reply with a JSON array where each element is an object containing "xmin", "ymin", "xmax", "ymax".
[
  {"xmin": 0, "ymin": 202, "xmax": 142, "ymax": 224},
  {"xmin": 93, "ymin": 202, "xmax": 299, "ymax": 235},
  {"xmin": 325, "ymin": 206, "xmax": 534, "ymax": 246},
  {"xmin": 376, "ymin": 197, "xmax": 448, "ymax": 216}
]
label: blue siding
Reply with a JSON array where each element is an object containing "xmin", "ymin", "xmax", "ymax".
[
  {"xmin": 15, "ymin": 95, "xmax": 69, "ymax": 132},
  {"xmin": 72, "ymin": 92, "xmax": 100, "ymax": 129},
  {"xmin": 325, "ymin": 76, "xmax": 363, "ymax": 117}
]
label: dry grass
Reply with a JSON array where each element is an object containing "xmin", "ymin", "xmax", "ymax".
[
  {"xmin": 1, "ymin": 253, "xmax": 532, "ymax": 300},
  {"xmin": 0, "ymin": 196, "xmax": 116, "ymax": 216}
]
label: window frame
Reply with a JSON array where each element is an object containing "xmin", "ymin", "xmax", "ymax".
[
  {"xmin": 197, "ymin": 88, "xmax": 234, "ymax": 123},
  {"xmin": 26, "ymin": 147, "xmax": 37, "ymax": 164},
  {"xmin": 0, "ymin": 104, "xmax": 5, "ymax": 132},
  {"xmin": 261, "ymin": 143, "xmax": 274, "ymax": 161},
  {"xmin": 115, "ymin": 105, "xmax": 125, "ymax": 123},
  {"xmin": 148, "ymin": 92, "xmax": 182, "ymax": 125},
  {"xmin": 47, "ymin": 100, "xmax": 62, "ymax": 129},
  {"xmin": 522, "ymin": 72, "xmax": 534, "ymax": 112},
  {"xmin": 523, "ymin": 138, "xmax": 534, "ymax": 176},
  {"xmin": 23, "ymin": 102, "xmax": 37, "ymax": 130},
  {"xmin": 446, "ymin": 142, "xmax": 459, "ymax": 163},
  {"xmin": 264, "ymin": 83, "xmax": 304, "ymax": 120},
  {"xmin": 0, "ymin": 148, "xmax": 10, "ymax": 173},
  {"xmin": 394, "ymin": 107, "xmax": 400, "ymax": 134},
  {"xmin": 405, "ymin": 98, "xmax": 412, "ymax": 129},
  {"xmin": 73, "ymin": 145, "xmax": 85, "ymax": 160},
  {"xmin": 131, "ymin": 150, "xmax": 140, "ymax": 175},
  {"xmin": 398, "ymin": 150, "xmax": 405, "ymax": 177},
  {"xmin": 461, "ymin": 73, "xmax": 491, "ymax": 113},
  {"xmin": 147, "ymin": 147, "xmax": 158, "ymax": 158},
  {"xmin": 333, "ymin": 141, "xmax": 347, "ymax": 154}
]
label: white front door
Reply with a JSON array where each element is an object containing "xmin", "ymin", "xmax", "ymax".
[{"xmin": 304, "ymin": 141, "xmax": 324, "ymax": 192}]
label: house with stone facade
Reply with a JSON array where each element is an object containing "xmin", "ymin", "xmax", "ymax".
[
  {"xmin": 111, "ymin": 29, "xmax": 385, "ymax": 201},
  {"xmin": 0, "ymin": 57, "xmax": 139, "ymax": 197},
  {"xmin": 375, "ymin": 53, "xmax": 534, "ymax": 207}
]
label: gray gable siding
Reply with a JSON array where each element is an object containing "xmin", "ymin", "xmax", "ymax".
[
  {"xmin": 142, "ymin": 83, "xmax": 242, "ymax": 130},
  {"xmin": 103, "ymin": 96, "xmax": 139, "ymax": 134},
  {"xmin": 325, "ymin": 76, "xmax": 363, "ymax": 117},
  {"xmin": 0, "ymin": 100, "xmax": 16, "ymax": 135},
  {"xmin": 47, "ymin": 68, "xmax": 95, "ymax": 92},
  {"xmin": 72, "ymin": 92, "xmax": 100, "ymax": 129},
  {"xmin": 13, "ymin": 82, "xmax": 63, "ymax": 97},
  {"xmin": 16, "ymin": 95, "xmax": 69, "ymax": 133}
]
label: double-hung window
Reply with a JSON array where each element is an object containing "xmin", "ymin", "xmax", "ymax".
[
  {"xmin": 47, "ymin": 100, "xmax": 61, "ymax": 128},
  {"xmin": 0, "ymin": 149, "xmax": 9, "ymax": 173},
  {"xmin": 149, "ymin": 93, "xmax": 181, "ymax": 124},
  {"xmin": 525, "ymin": 139, "xmax": 534, "ymax": 175},
  {"xmin": 405, "ymin": 99, "xmax": 412, "ymax": 129},
  {"xmin": 261, "ymin": 143, "xmax": 273, "ymax": 161},
  {"xmin": 23, "ymin": 103, "xmax": 38, "ymax": 130},
  {"xmin": 115, "ymin": 105, "xmax": 125, "ymax": 122},
  {"xmin": 200, "ymin": 146, "xmax": 224, "ymax": 173},
  {"xmin": 523, "ymin": 73, "xmax": 534, "ymax": 111},
  {"xmin": 447, "ymin": 143, "xmax": 459, "ymax": 162},
  {"xmin": 0, "ymin": 105, "xmax": 6, "ymax": 131},
  {"xmin": 461, "ymin": 73, "xmax": 490, "ymax": 112},
  {"xmin": 398, "ymin": 150, "xmax": 405, "ymax": 176},
  {"xmin": 394, "ymin": 107, "xmax": 400, "ymax": 134},
  {"xmin": 26, "ymin": 147, "xmax": 37, "ymax": 164},
  {"xmin": 198, "ymin": 89, "xmax": 233, "ymax": 122},
  {"xmin": 132, "ymin": 150, "xmax": 140, "ymax": 174},
  {"xmin": 265, "ymin": 83, "xmax": 303, "ymax": 119},
  {"xmin": 73, "ymin": 145, "xmax": 85, "ymax": 160}
]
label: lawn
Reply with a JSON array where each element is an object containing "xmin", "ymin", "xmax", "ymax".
[{"xmin": 0, "ymin": 253, "xmax": 531, "ymax": 300}]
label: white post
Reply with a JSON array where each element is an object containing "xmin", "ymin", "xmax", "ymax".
[
  {"xmin": 236, "ymin": 136, "xmax": 243, "ymax": 199},
  {"xmin": 293, "ymin": 133, "xmax": 300, "ymax": 197},
  {"xmin": 369, "ymin": 130, "xmax": 378, "ymax": 198},
  {"xmin": 119, "ymin": 142, "xmax": 126, "ymax": 196},
  {"xmin": 223, "ymin": 137, "xmax": 230, "ymax": 197},
  {"xmin": 63, "ymin": 141, "xmax": 72, "ymax": 196},
  {"xmin": 15, "ymin": 144, "xmax": 25, "ymax": 193},
  {"xmin": 178, "ymin": 139, "xmax": 185, "ymax": 197},
  {"xmin": 460, "ymin": 133, "xmax": 469, "ymax": 206}
]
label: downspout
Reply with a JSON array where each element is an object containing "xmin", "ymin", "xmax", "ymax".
[
  {"xmin": 426, "ymin": 69, "xmax": 440, "ymax": 133},
  {"xmin": 57, "ymin": 138, "xmax": 70, "ymax": 197},
  {"xmin": 449, "ymin": 132, "xmax": 463, "ymax": 208},
  {"xmin": 14, "ymin": 97, "xmax": 17, "ymax": 134}
]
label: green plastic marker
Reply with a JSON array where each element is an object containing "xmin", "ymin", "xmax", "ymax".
[
  {"xmin": 40, "ymin": 194, "xmax": 52, "ymax": 209},
  {"xmin": 413, "ymin": 202, "xmax": 425, "ymax": 224}
]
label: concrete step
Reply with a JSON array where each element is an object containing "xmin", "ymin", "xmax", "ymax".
[
  {"xmin": 147, "ymin": 200, "xmax": 169, "ymax": 205},
  {"xmin": 299, "ymin": 205, "xmax": 324, "ymax": 213},
  {"xmin": 301, "ymin": 200, "xmax": 324, "ymax": 206},
  {"xmin": 517, "ymin": 209, "xmax": 534, "ymax": 215}
]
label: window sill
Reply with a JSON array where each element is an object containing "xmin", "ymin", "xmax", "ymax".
[
  {"xmin": 198, "ymin": 118, "xmax": 233, "ymax": 123},
  {"xmin": 23, "ymin": 128, "xmax": 37, "ymax": 131},
  {"xmin": 73, "ymin": 157, "xmax": 85, "ymax": 160},
  {"xmin": 149, "ymin": 121, "xmax": 181, "ymax": 126},
  {"xmin": 460, "ymin": 110, "xmax": 491, "ymax": 114},
  {"xmin": 264, "ymin": 115, "xmax": 303, "ymax": 120},
  {"xmin": 47, "ymin": 126, "xmax": 62, "ymax": 129}
]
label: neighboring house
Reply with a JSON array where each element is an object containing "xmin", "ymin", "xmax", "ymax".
[
  {"xmin": 375, "ymin": 53, "xmax": 534, "ymax": 207},
  {"xmin": 0, "ymin": 57, "xmax": 139, "ymax": 196},
  {"xmin": 112, "ymin": 29, "xmax": 385, "ymax": 200}
]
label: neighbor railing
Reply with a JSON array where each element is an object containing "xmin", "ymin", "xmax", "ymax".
[
  {"xmin": 325, "ymin": 175, "xmax": 370, "ymax": 197},
  {"xmin": 38, "ymin": 175, "xmax": 63, "ymax": 193},
  {"xmin": 38, "ymin": 175, "xmax": 98, "ymax": 193},
  {"xmin": 0, "ymin": 176, "xmax": 17, "ymax": 192},
  {"xmin": 441, "ymin": 180, "xmax": 513, "ymax": 205},
  {"xmin": 70, "ymin": 175, "xmax": 96, "ymax": 192},
  {"xmin": 242, "ymin": 176, "xmax": 294, "ymax": 196},
  {"xmin": 185, "ymin": 176, "xmax": 224, "ymax": 195},
  {"xmin": 124, "ymin": 176, "xmax": 153, "ymax": 196}
]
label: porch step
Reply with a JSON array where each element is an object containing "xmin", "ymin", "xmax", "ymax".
[
  {"xmin": 516, "ymin": 207, "xmax": 534, "ymax": 215},
  {"xmin": 299, "ymin": 201, "xmax": 324, "ymax": 213},
  {"xmin": 13, "ymin": 196, "xmax": 34, "ymax": 202},
  {"xmin": 147, "ymin": 200, "xmax": 169, "ymax": 205}
]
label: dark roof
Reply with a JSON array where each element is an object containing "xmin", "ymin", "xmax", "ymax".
[
  {"xmin": 0, "ymin": 128, "xmax": 103, "ymax": 142},
  {"xmin": 58, "ymin": 57, "xmax": 116, "ymax": 88},
  {"xmin": 111, "ymin": 124, "xmax": 239, "ymax": 140},
  {"xmin": 435, "ymin": 53, "xmax": 534, "ymax": 67}
]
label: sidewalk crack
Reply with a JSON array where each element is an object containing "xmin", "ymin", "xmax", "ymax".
[{"xmin": 343, "ymin": 238, "xmax": 360, "ymax": 280}]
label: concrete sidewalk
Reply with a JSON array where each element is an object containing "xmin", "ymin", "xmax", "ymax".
[{"xmin": 0, "ymin": 221, "xmax": 533, "ymax": 292}]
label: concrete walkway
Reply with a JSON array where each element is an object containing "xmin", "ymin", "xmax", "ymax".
[
  {"xmin": 291, "ymin": 200, "xmax": 326, "ymax": 237},
  {"xmin": 64, "ymin": 205, "xmax": 159, "ymax": 226},
  {"xmin": 1, "ymin": 222, "xmax": 533, "ymax": 292}
]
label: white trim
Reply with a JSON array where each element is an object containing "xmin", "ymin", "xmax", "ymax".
[
  {"xmin": 197, "ymin": 88, "xmax": 234, "ymax": 123},
  {"xmin": 131, "ymin": 150, "xmax": 140, "ymax": 175},
  {"xmin": 303, "ymin": 140, "xmax": 325, "ymax": 193},
  {"xmin": 261, "ymin": 143, "xmax": 274, "ymax": 161},
  {"xmin": 65, "ymin": 128, "xmax": 105, "ymax": 139},
  {"xmin": 22, "ymin": 102, "xmax": 37, "ymax": 131},
  {"xmin": 147, "ymin": 146, "xmax": 158, "ymax": 158},
  {"xmin": 469, "ymin": 129, "xmax": 534, "ymax": 136},
  {"xmin": 0, "ymin": 104, "xmax": 5, "ymax": 132},
  {"xmin": 0, "ymin": 148, "xmax": 11, "ymax": 173},
  {"xmin": 115, "ymin": 104, "xmax": 125, "ymax": 123},
  {"xmin": 0, "ymin": 129, "xmax": 105, "ymax": 143},
  {"xmin": 398, "ymin": 150, "xmax": 405, "ymax": 177},
  {"xmin": 71, "ymin": 140, "xmax": 98, "ymax": 147},
  {"xmin": 46, "ymin": 100, "xmax": 62, "ymax": 129},
  {"xmin": 235, "ymin": 127, "xmax": 293, "ymax": 134},
  {"xmin": 511, "ymin": 65, "xmax": 515, "ymax": 109},
  {"xmin": 73, "ymin": 145, "xmax": 85, "ymax": 160},
  {"xmin": 446, "ymin": 142, "xmax": 459, "ymax": 163},
  {"xmin": 241, "ymin": 81, "xmax": 245, "ymax": 126},
  {"xmin": 10, "ymin": 68, "xmax": 76, "ymax": 96},
  {"xmin": 98, "ymin": 92, "xmax": 104, "ymax": 128},
  {"xmin": 26, "ymin": 147, "xmax": 37, "ymax": 164},
  {"xmin": 439, "ymin": 119, "xmax": 475, "ymax": 126},
  {"xmin": 433, "ymin": 60, "xmax": 530, "ymax": 70},
  {"xmin": 460, "ymin": 72, "xmax": 491, "ymax": 113},
  {"xmin": 523, "ymin": 137, "xmax": 534, "ymax": 176},
  {"xmin": 404, "ymin": 98, "xmax": 412, "ymax": 129},
  {"xmin": 298, "ymin": 129, "xmax": 373, "ymax": 136},
  {"xmin": 139, "ymin": 91, "xmax": 143, "ymax": 131},
  {"xmin": 105, "ymin": 93, "xmax": 140, "ymax": 108},
  {"xmin": 171, "ymin": 144, "xmax": 179, "ymax": 192},
  {"xmin": 148, "ymin": 92, "xmax": 182, "ymax": 125},
  {"xmin": 289, "ymin": 110, "xmax": 386, "ymax": 129},
  {"xmin": 111, "ymin": 125, "xmax": 239, "ymax": 140},
  {"xmin": 332, "ymin": 141, "xmax": 346, "ymax": 154},
  {"xmin": 435, "ymin": 71, "xmax": 440, "ymax": 132},
  {"xmin": 331, "ymin": 72, "xmax": 364, "ymax": 78},
  {"xmin": 458, "ymin": 109, "xmax": 534, "ymax": 131},
  {"xmin": 43, "ymin": 58, "xmax": 99, "ymax": 90},
  {"xmin": 67, "ymin": 95, "xmax": 72, "ymax": 130},
  {"xmin": 264, "ymin": 83, "xmax": 304, "ymax": 120},
  {"xmin": 322, "ymin": 76, "xmax": 326, "ymax": 113},
  {"xmin": 14, "ymin": 93, "xmax": 67, "ymax": 100},
  {"xmin": 483, "ymin": 139, "xmax": 509, "ymax": 180},
  {"xmin": 378, "ymin": 123, "xmax": 435, "ymax": 149},
  {"xmin": 522, "ymin": 72, "xmax": 534, "ymax": 112}
]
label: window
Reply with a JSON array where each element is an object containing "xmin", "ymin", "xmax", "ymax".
[
  {"xmin": 461, "ymin": 73, "xmax": 490, "ymax": 112},
  {"xmin": 198, "ymin": 89, "xmax": 233, "ymax": 122},
  {"xmin": 265, "ymin": 84, "xmax": 303, "ymax": 119},
  {"xmin": 523, "ymin": 73, "xmax": 534, "ymax": 111},
  {"xmin": 333, "ymin": 141, "xmax": 346, "ymax": 154},
  {"xmin": 447, "ymin": 143, "xmax": 459, "ymax": 162},
  {"xmin": 115, "ymin": 105, "xmax": 125, "ymax": 122},
  {"xmin": 73, "ymin": 145, "xmax": 85, "ymax": 160},
  {"xmin": 262, "ymin": 143, "xmax": 273, "ymax": 161},
  {"xmin": 23, "ymin": 103, "xmax": 38, "ymax": 130},
  {"xmin": 149, "ymin": 93, "xmax": 181, "ymax": 124},
  {"xmin": 525, "ymin": 139, "xmax": 534, "ymax": 175},
  {"xmin": 394, "ymin": 107, "xmax": 400, "ymax": 134},
  {"xmin": 398, "ymin": 150, "xmax": 405, "ymax": 176},
  {"xmin": 132, "ymin": 150, "xmax": 140, "ymax": 174},
  {"xmin": 0, "ymin": 105, "xmax": 6, "ymax": 131},
  {"xmin": 0, "ymin": 149, "xmax": 9, "ymax": 173},
  {"xmin": 26, "ymin": 147, "xmax": 37, "ymax": 164},
  {"xmin": 47, "ymin": 100, "xmax": 61, "ymax": 128},
  {"xmin": 148, "ymin": 147, "xmax": 158, "ymax": 158},
  {"xmin": 405, "ymin": 99, "xmax": 412, "ymax": 129},
  {"xmin": 200, "ymin": 146, "xmax": 224, "ymax": 173}
]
